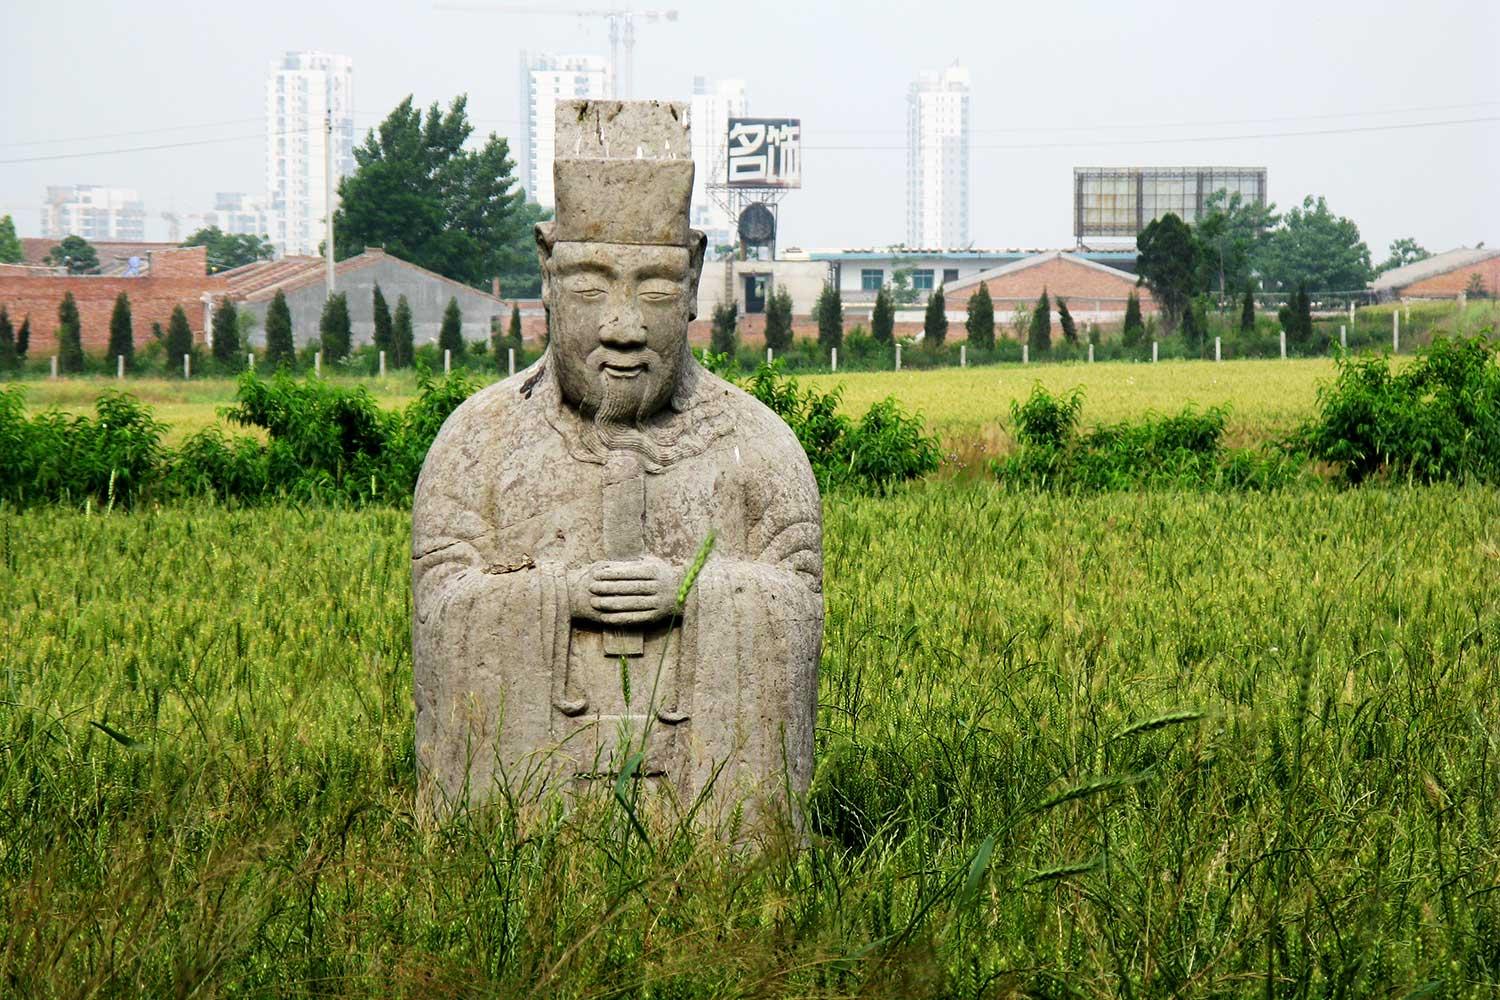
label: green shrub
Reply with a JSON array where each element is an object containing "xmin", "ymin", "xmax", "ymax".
[
  {"xmin": 0, "ymin": 387, "xmax": 167, "ymax": 506},
  {"xmin": 1295, "ymin": 333, "xmax": 1500, "ymax": 484}
]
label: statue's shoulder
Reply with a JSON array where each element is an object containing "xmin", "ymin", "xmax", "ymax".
[
  {"xmin": 430, "ymin": 364, "xmax": 549, "ymax": 445},
  {"xmin": 688, "ymin": 367, "xmax": 809, "ymax": 465}
]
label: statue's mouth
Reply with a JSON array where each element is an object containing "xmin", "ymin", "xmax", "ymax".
[{"xmin": 601, "ymin": 361, "xmax": 647, "ymax": 379}]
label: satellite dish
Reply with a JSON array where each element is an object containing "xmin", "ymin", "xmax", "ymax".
[{"xmin": 737, "ymin": 203, "xmax": 775, "ymax": 247}]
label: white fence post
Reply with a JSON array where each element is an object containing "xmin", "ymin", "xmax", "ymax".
[
  {"xmin": 183, "ymin": 353, "xmax": 191, "ymax": 380},
  {"xmin": 50, "ymin": 355, "xmax": 58, "ymax": 379},
  {"xmin": 1022, "ymin": 343, "xmax": 1029, "ymax": 365},
  {"xmin": 895, "ymin": 344, "xmax": 901, "ymax": 371},
  {"xmin": 767, "ymin": 346, "xmax": 773, "ymax": 365},
  {"xmin": 1088, "ymin": 343, "xmax": 1094, "ymax": 363},
  {"xmin": 1152, "ymin": 340, "xmax": 1158, "ymax": 364},
  {"xmin": 1214, "ymin": 336, "xmax": 1221, "ymax": 362},
  {"xmin": 1340, "ymin": 325, "xmax": 1347, "ymax": 350},
  {"xmin": 315, "ymin": 351, "xmax": 322, "ymax": 376},
  {"xmin": 508, "ymin": 347, "xmax": 515, "ymax": 377},
  {"xmin": 1393, "ymin": 311, "xmax": 1399, "ymax": 353},
  {"xmin": 379, "ymin": 350, "xmax": 387, "ymax": 377},
  {"xmin": 1348, "ymin": 300, "xmax": 1355, "ymax": 324},
  {"xmin": 247, "ymin": 352, "xmax": 254, "ymax": 372},
  {"xmin": 1279, "ymin": 330, "xmax": 1286, "ymax": 359},
  {"xmin": 117, "ymin": 354, "xmax": 124, "ymax": 379},
  {"xmin": 444, "ymin": 348, "xmax": 451, "ymax": 374},
  {"xmin": 960, "ymin": 344, "xmax": 966, "ymax": 368},
  {"xmin": 830, "ymin": 347, "xmax": 837, "ymax": 372}
]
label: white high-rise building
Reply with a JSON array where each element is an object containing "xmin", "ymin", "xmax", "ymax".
[
  {"xmin": 906, "ymin": 63, "xmax": 970, "ymax": 249},
  {"xmin": 204, "ymin": 192, "xmax": 270, "ymax": 238},
  {"xmin": 520, "ymin": 52, "xmax": 613, "ymax": 207},
  {"xmin": 688, "ymin": 75, "xmax": 747, "ymax": 251},
  {"xmin": 266, "ymin": 51, "xmax": 354, "ymax": 257},
  {"xmin": 40, "ymin": 185, "xmax": 146, "ymax": 241}
]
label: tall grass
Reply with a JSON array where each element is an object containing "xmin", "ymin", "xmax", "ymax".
[{"xmin": 3, "ymin": 484, "xmax": 1498, "ymax": 995}]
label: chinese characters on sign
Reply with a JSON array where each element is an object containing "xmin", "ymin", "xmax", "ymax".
[{"xmin": 726, "ymin": 118, "xmax": 802, "ymax": 189}]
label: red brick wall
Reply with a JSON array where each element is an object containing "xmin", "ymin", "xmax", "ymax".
[
  {"xmin": 1401, "ymin": 257, "xmax": 1500, "ymax": 298},
  {"xmin": 0, "ymin": 275, "xmax": 225, "ymax": 353},
  {"xmin": 949, "ymin": 257, "xmax": 1156, "ymax": 315},
  {"xmin": 147, "ymin": 245, "xmax": 208, "ymax": 278}
]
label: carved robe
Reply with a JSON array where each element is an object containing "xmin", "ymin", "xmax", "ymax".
[{"xmin": 412, "ymin": 357, "xmax": 823, "ymax": 822}]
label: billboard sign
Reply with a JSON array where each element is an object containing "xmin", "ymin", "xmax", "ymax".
[
  {"xmin": 1073, "ymin": 167, "xmax": 1266, "ymax": 239},
  {"xmin": 727, "ymin": 118, "xmax": 801, "ymax": 188}
]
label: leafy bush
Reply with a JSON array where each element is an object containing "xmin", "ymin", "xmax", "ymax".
[
  {"xmin": 992, "ymin": 383, "xmax": 1300, "ymax": 491},
  {"xmin": 1295, "ymin": 334, "xmax": 1500, "ymax": 484},
  {"xmin": 0, "ymin": 387, "xmax": 167, "ymax": 507}
]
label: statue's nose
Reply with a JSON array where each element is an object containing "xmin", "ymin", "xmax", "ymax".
[{"xmin": 598, "ymin": 296, "xmax": 647, "ymax": 348}]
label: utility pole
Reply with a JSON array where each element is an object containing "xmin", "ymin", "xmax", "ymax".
[{"xmin": 325, "ymin": 108, "xmax": 335, "ymax": 296}]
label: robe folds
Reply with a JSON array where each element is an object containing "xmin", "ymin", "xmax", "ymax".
[{"xmin": 412, "ymin": 356, "xmax": 823, "ymax": 824}]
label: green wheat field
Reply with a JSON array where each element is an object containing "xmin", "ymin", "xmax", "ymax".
[{"xmin": 3, "ymin": 360, "xmax": 1500, "ymax": 996}]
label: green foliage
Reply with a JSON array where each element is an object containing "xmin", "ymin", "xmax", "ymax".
[
  {"xmin": 741, "ymin": 361, "xmax": 940, "ymax": 492},
  {"xmin": 871, "ymin": 286, "xmax": 894, "ymax": 344},
  {"xmin": 0, "ymin": 308, "xmax": 17, "ymax": 371},
  {"xmin": 264, "ymin": 290, "xmax": 295, "ymax": 368},
  {"xmin": 992, "ymin": 383, "xmax": 1298, "ymax": 491},
  {"xmin": 964, "ymin": 283, "xmax": 994, "ymax": 350},
  {"xmin": 923, "ymin": 287, "xmax": 947, "ymax": 347},
  {"xmin": 393, "ymin": 295, "xmax": 415, "ymax": 368},
  {"xmin": 710, "ymin": 300, "xmax": 738, "ymax": 357},
  {"xmin": 508, "ymin": 303, "xmax": 523, "ymax": 345},
  {"xmin": 763, "ymin": 286, "xmax": 794, "ymax": 353},
  {"xmin": 1466, "ymin": 272, "xmax": 1489, "ymax": 299},
  {"xmin": 1296, "ymin": 334, "xmax": 1500, "ymax": 484},
  {"xmin": 1028, "ymin": 289, "xmax": 1051, "ymax": 354},
  {"xmin": 165, "ymin": 306, "xmax": 193, "ymax": 375},
  {"xmin": 1258, "ymin": 195, "xmax": 1372, "ymax": 292},
  {"xmin": 107, "ymin": 292, "xmax": 133, "ymax": 368},
  {"xmin": 1122, "ymin": 292, "xmax": 1145, "ymax": 347},
  {"xmin": 16, "ymin": 315, "xmax": 30, "ymax": 359},
  {"xmin": 889, "ymin": 265, "xmax": 919, "ymax": 305},
  {"xmin": 319, "ymin": 292, "xmax": 353, "ymax": 363},
  {"xmin": 1194, "ymin": 189, "xmax": 1279, "ymax": 295},
  {"xmin": 1239, "ymin": 284, "xmax": 1255, "ymax": 332},
  {"xmin": 45, "ymin": 234, "xmax": 99, "ymax": 274},
  {"xmin": 815, "ymin": 282, "xmax": 843, "ymax": 350},
  {"xmin": 1377, "ymin": 236, "xmax": 1430, "ymax": 275},
  {"xmin": 0, "ymin": 387, "xmax": 167, "ymax": 506},
  {"xmin": 0, "ymin": 214, "xmax": 22, "ymax": 264},
  {"xmin": 181, "ymin": 226, "xmax": 274, "ymax": 273},
  {"xmin": 1180, "ymin": 296, "xmax": 1206, "ymax": 356},
  {"xmin": 371, "ymin": 285, "xmax": 393, "ymax": 358},
  {"xmin": 334, "ymin": 95, "xmax": 546, "ymax": 296},
  {"xmin": 1056, "ymin": 295, "xmax": 1077, "ymax": 345},
  {"xmin": 211, "ymin": 297, "xmax": 241, "ymax": 370},
  {"xmin": 1136, "ymin": 213, "xmax": 1200, "ymax": 330},
  {"xmin": 56, "ymin": 291, "xmax": 84, "ymax": 373},
  {"xmin": 1278, "ymin": 284, "xmax": 1316, "ymax": 351},
  {"xmin": 438, "ymin": 297, "xmax": 463, "ymax": 358}
]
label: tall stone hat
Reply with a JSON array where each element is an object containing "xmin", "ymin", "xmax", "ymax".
[{"xmin": 551, "ymin": 99, "xmax": 696, "ymax": 247}]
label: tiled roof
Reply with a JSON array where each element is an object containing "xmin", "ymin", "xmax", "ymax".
[{"xmin": 1371, "ymin": 247, "xmax": 1500, "ymax": 291}]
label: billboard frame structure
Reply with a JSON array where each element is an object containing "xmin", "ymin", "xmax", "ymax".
[
  {"xmin": 1073, "ymin": 167, "xmax": 1267, "ymax": 241},
  {"xmin": 706, "ymin": 117, "xmax": 801, "ymax": 263}
]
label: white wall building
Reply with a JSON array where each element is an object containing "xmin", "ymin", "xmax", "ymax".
[
  {"xmin": 266, "ymin": 50, "xmax": 354, "ymax": 257},
  {"xmin": 688, "ymin": 75, "xmax": 747, "ymax": 250},
  {"xmin": 40, "ymin": 185, "xmax": 146, "ymax": 241},
  {"xmin": 204, "ymin": 192, "xmax": 270, "ymax": 239},
  {"xmin": 906, "ymin": 63, "xmax": 970, "ymax": 249},
  {"xmin": 519, "ymin": 52, "xmax": 613, "ymax": 207}
]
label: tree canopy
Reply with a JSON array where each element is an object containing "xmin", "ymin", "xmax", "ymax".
[
  {"xmin": 923, "ymin": 287, "xmax": 947, "ymax": 347},
  {"xmin": 1136, "ymin": 213, "xmax": 1200, "ymax": 332},
  {"xmin": 1377, "ymin": 237, "xmax": 1431, "ymax": 275},
  {"xmin": 964, "ymin": 283, "xmax": 994, "ymax": 350},
  {"xmin": 1194, "ymin": 190, "xmax": 1279, "ymax": 296},
  {"xmin": 1258, "ymin": 196, "xmax": 1372, "ymax": 292},
  {"xmin": 334, "ymin": 95, "xmax": 547, "ymax": 296},
  {"xmin": 870, "ymin": 287, "xmax": 894, "ymax": 344},
  {"xmin": 46, "ymin": 235, "xmax": 99, "ymax": 274},
  {"xmin": 763, "ymin": 287, "xmax": 794, "ymax": 353},
  {"xmin": 182, "ymin": 226, "xmax": 275, "ymax": 273},
  {"xmin": 815, "ymin": 283, "xmax": 843, "ymax": 351},
  {"xmin": 0, "ymin": 215, "xmax": 22, "ymax": 264}
]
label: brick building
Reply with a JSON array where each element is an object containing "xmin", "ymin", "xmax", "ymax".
[
  {"xmin": 1371, "ymin": 247, "xmax": 1500, "ymax": 301},
  {"xmin": 939, "ymin": 251, "xmax": 1155, "ymax": 335},
  {"xmin": 0, "ymin": 245, "xmax": 223, "ymax": 354}
]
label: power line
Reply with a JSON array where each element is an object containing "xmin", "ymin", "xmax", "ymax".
[
  {"xmin": 0, "ymin": 124, "xmax": 329, "ymax": 165},
  {"xmin": 0, "ymin": 117, "xmax": 266, "ymax": 150}
]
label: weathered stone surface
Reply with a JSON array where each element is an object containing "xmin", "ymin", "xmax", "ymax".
[{"xmin": 412, "ymin": 99, "xmax": 822, "ymax": 830}]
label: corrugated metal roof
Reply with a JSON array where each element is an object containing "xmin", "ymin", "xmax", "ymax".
[{"xmin": 1371, "ymin": 247, "xmax": 1500, "ymax": 291}]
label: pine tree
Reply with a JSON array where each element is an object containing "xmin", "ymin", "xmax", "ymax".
[
  {"xmin": 923, "ymin": 287, "xmax": 947, "ymax": 347},
  {"xmin": 1122, "ymin": 292, "xmax": 1145, "ymax": 347},
  {"xmin": 710, "ymin": 300, "xmax": 738, "ymax": 356},
  {"xmin": 265, "ymin": 289, "xmax": 295, "ymax": 368},
  {"xmin": 57, "ymin": 292, "xmax": 84, "ymax": 373},
  {"xmin": 489, "ymin": 319, "xmax": 509, "ymax": 375},
  {"xmin": 508, "ymin": 303, "xmax": 522, "ymax": 347},
  {"xmin": 438, "ymin": 297, "xmax": 464, "ymax": 358},
  {"xmin": 320, "ymin": 292, "xmax": 352, "ymax": 362},
  {"xmin": 16, "ymin": 315, "xmax": 30, "ymax": 359},
  {"xmin": 815, "ymin": 282, "xmax": 843, "ymax": 350},
  {"xmin": 763, "ymin": 286, "xmax": 793, "ymax": 353},
  {"xmin": 964, "ymin": 283, "xmax": 994, "ymax": 350},
  {"xmin": 165, "ymin": 305, "xmax": 194, "ymax": 374},
  {"xmin": 1057, "ymin": 296, "xmax": 1078, "ymax": 345},
  {"xmin": 106, "ymin": 292, "xmax": 134, "ymax": 370},
  {"xmin": 0, "ymin": 214, "xmax": 22, "ymax": 264},
  {"xmin": 871, "ymin": 286, "xmax": 894, "ymax": 344},
  {"xmin": 393, "ymin": 295, "xmax": 414, "ymax": 368},
  {"xmin": 212, "ymin": 297, "xmax": 241, "ymax": 370},
  {"xmin": 1028, "ymin": 289, "xmax": 1052, "ymax": 354},
  {"xmin": 1239, "ymin": 284, "xmax": 1255, "ymax": 332},
  {"xmin": 1293, "ymin": 284, "xmax": 1313, "ymax": 347},
  {"xmin": 1181, "ymin": 297, "xmax": 1205, "ymax": 355},
  {"xmin": 0, "ymin": 308, "xmax": 16, "ymax": 371},
  {"xmin": 371, "ymin": 284, "xmax": 393, "ymax": 358}
]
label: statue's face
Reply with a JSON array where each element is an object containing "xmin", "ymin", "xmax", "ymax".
[{"xmin": 541, "ymin": 240, "xmax": 701, "ymax": 421}]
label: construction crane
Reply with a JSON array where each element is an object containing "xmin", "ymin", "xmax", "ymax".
[{"xmin": 435, "ymin": 3, "xmax": 679, "ymax": 99}]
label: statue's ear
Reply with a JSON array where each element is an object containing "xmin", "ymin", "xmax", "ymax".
[
  {"xmin": 685, "ymin": 229, "xmax": 707, "ymax": 322},
  {"xmin": 535, "ymin": 222, "xmax": 557, "ymax": 296}
]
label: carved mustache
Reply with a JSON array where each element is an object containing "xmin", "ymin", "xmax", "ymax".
[{"xmin": 588, "ymin": 345, "xmax": 662, "ymax": 377}]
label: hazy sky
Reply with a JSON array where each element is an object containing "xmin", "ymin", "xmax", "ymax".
[{"xmin": 4, "ymin": 0, "xmax": 1496, "ymax": 258}]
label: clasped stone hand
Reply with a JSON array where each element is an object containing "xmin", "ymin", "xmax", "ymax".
[{"xmin": 569, "ymin": 556, "xmax": 683, "ymax": 626}]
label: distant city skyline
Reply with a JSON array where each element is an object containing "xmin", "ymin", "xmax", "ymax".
[
  {"xmin": 3, "ymin": 1, "xmax": 1494, "ymax": 257},
  {"xmin": 265, "ymin": 50, "xmax": 355, "ymax": 257},
  {"xmin": 906, "ymin": 63, "xmax": 970, "ymax": 250}
]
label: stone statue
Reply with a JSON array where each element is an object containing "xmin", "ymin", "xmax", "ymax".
[{"xmin": 412, "ymin": 100, "xmax": 822, "ymax": 828}]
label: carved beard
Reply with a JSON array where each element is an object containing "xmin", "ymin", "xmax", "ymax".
[{"xmin": 584, "ymin": 373, "xmax": 677, "ymax": 465}]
